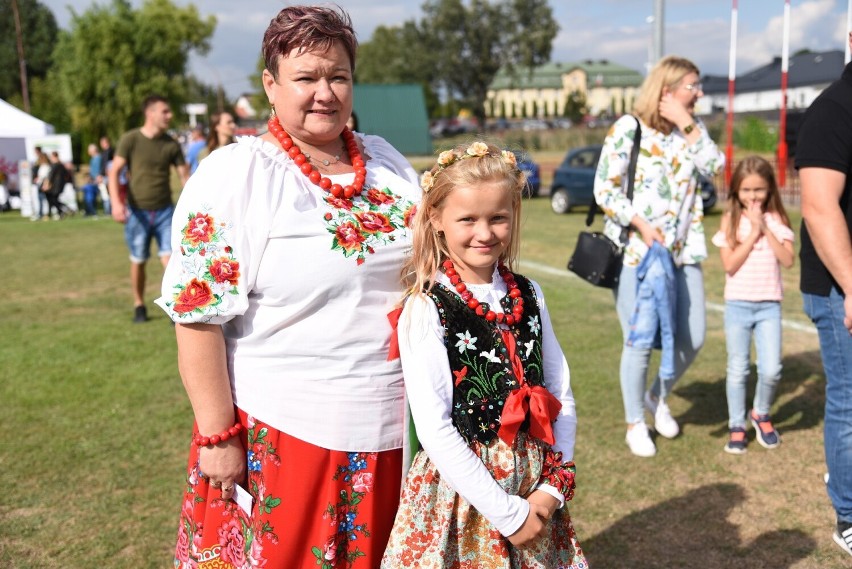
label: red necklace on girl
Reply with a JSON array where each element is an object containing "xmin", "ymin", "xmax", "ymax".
[
  {"xmin": 267, "ymin": 116, "xmax": 367, "ymax": 199},
  {"xmin": 442, "ymin": 259, "xmax": 524, "ymax": 326}
]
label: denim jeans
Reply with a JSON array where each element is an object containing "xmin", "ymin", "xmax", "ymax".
[
  {"xmin": 724, "ymin": 301, "xmax": 782, "ymax": 429},
  {"xmin": 124, "ymin": 205, "xmax": 174, "ymax": 263},
  {"xmin": 614, "ymin": 263, "xmax": 705, "ymax": 424},
  {"xmin": 803, "ymin": 288, "xmax": 852, "ymax": 523}
]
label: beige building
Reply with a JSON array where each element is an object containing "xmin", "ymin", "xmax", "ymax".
[{"xmin": 486, "ymin": 60, "xmax": 644, "ymax": 119}]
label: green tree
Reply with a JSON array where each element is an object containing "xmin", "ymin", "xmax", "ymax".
[
  {"xmin": 248, "ymin": 53, "xmax": 269, "ymax": 120},
  {"xmin": 50, "ymin": 0, "xmax": 215, "ymax": 141},
  {"xmin": 355, "ymin": 0, "xmax": 558, "ymax": 124},
  {"xmin": 356, "ymin": 22, "xmax": 440, "ymax": 117},
  {"xmin": 421, "ymin": 0, "xmax": 559, "ymax": 126},
  {"xmin": 185, "ymin": 75, "xmax": 231, "ymax": 119},
  {"xmin": 0, "ymin": 0, "xmax": 58, "ymax": 103},
  {"xmin": 563, "ymin": 90, "xmax": 586, "ymax": 123}
]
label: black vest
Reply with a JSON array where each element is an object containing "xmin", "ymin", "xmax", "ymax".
[{"xmin": 425, "ymin": 273, "xmax": 545, "ymax": 445}]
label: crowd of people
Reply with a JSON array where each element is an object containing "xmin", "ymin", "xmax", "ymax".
[{"xmin": 17, "ymin": 4, "xmax": 850, "ymax": 566}]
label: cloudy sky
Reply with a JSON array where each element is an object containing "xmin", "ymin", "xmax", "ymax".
[{"xmin": 39, "ymin": 0, "xmax": 851, "ymax": 98}]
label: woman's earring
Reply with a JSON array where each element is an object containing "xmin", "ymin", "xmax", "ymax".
[{"xmin": 270, "ymin": 103, "xmax": 276, "ymax": 118}]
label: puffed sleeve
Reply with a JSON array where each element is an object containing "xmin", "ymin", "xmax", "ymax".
[
  {"xmin": 593, "ymin": 115, "xmax": 640, "ymax": 227},
  {"xmin": 155, "ymin": 141, "xmax": 287, "ymax": 323},
  {"xmin": 765, "ymin": 213, "xmax": 795, "ymax": 243},
  {"xmin": 360, "ymin": 134, "xmax": 419, "ymax": 187},
  {"xmin": 400, "ymin": 293, "xmax": 530, "ymax": 537},
  {"xmin": 711, "ymin": 230, "xmax": 729, "ymax": 248}
]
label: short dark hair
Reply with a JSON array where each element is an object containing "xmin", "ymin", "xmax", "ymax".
[
  {"xmin": 262, "ymin": 5, "xmax": 357, "ymax": 80},
  {"xmin": 142, "ymin": 94, "xmax": 169, "ymax": 114}
]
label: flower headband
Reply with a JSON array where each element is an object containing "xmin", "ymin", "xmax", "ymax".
[{"xmin": 420, "ymin": 142, "xmax": 518, "ymax": 192}]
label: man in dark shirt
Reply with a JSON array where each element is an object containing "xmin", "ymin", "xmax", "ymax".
[
  {"xmin": 796, "ymin": 32, "xmax": 852, "ymax": 558},
  {"xmin": 108, "ymin": 95, "xmax": 189, "ymax": 323}
]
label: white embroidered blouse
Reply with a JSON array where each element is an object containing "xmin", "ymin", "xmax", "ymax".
[{"xmin": 156, "ymin": 135, "xmax": 420, "ymax": 452}]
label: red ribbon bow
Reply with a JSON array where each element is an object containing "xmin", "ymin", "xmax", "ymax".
[
  {"xmin": 386, "ymin": 306, "xmax": 403, "ymax": 361},
  {"xmin": 498, "ymin": 383, "xmax": 562, "ymax": 446},
  {"xmin": 496, "ymin": 329, "xmax": 562, "ymax": 445}
]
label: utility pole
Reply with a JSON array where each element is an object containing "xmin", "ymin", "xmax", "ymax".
[{"xmin": 11, "ymin": 0, "xmax": 31, "ymax": 113}]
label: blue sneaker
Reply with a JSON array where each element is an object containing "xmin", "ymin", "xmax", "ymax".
[
  {"xmin": 750, "ymin": 410, "xmax": 780, "ymax": 449},
  {"xmin": 724, "ymin": 427, "xmax": 747, "ymax": 455}
]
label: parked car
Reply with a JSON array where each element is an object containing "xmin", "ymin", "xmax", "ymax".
[
  {"xmin": 516, "ymin": 152, "xmax": 541, "ymax": 197},
  {"xmin": 521, "ymin": 118, "xmax": 549, "ymax": 131},
  {"xmin": 550, "ymin": 145, "xmax": 602, "ymax": 213},
  {"xmin": 550, "ymin": 143, "xmax": 718, "ymax": 213},
  {"xmin": 698, "ymin": 174, "xmax": 717, "ymax": 210}
]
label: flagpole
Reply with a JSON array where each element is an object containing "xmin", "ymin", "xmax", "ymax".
[
  {"xmin": 725, "ymin": 0, "xmax": 738, "ymax": 188},
  {"xmin": 778, "ymin": 0, "xmax": 791, "ymax": 189}
]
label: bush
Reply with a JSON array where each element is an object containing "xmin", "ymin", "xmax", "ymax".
[{"xmin": 734, "ymin": 116, "xmax": 777, "ymax": 152}]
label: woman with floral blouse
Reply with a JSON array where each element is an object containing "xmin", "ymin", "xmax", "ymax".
[
  {"xmin": 156, "ymin": 6, "xmax": 419, "ymax": 568},
  {"xmin": 593, "ymin": 56, "xmax": 724, "ymax": 458}
]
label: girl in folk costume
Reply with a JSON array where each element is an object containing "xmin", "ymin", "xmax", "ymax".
[
  {"xmin": 382, "ymin": 142, "xmax": 588, "ymax": 568},
  {"xmin": 712, "ymin": 156, "xmax": 795, "ymax": 454}
]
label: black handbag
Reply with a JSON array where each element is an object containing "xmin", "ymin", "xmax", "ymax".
[{"xmin": 567, "ymin": 117, "xmax": 641, "ymax": 288}]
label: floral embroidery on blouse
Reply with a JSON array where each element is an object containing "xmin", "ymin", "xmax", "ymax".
[
  {"xmin": 165, "ymin": 209, "xmax": 241, "ymax": 321},
  {"xmin": 324, "ymin": 186, "xmax": 415, "ymax": 265}
]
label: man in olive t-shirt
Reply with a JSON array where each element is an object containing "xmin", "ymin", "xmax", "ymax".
[{"xmin": 108, "ymin": 95, "xmax": 189, "ymax": 323}]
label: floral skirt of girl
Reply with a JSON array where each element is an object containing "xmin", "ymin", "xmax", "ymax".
[
  {"xmin": 173, "ymin": 409, "xmax": 402, "ymax": 569},
  {"xmin": 381, "ymin": 431, "xmax": 588, "ymax": 569}
]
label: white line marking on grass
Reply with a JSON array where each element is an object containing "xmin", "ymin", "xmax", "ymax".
[{"xmin": 519, "ymin": 259, "xmax": 817, "ymax": 335}]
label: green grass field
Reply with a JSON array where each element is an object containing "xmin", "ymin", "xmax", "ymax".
[{"xmin": 0, "ymin": 196, "xmax": 844, "ymax": 568}]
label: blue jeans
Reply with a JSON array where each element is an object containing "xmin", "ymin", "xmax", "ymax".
[
  {"xmin": 615, "ymin": 263, "xmax": 705, "ymax": 424},
  {"xmin": 724, "ymin": 301, "xmax": 782, "ymax": 429},
  {"xmin": 124, "ymin": 205, "xmax": 174, "ymax": 263},
  {"xmin": 803, "ymin": 288, "xmax": 852, "ymax": 523},
  {"xmin": 82, "ymin": 184, "xmax": 99, "ymax": 216}
]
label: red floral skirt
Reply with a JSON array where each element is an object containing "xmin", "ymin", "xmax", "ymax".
[{"xmin": 174, "ymin": 409, "xmax": 402, "ymax": 569}]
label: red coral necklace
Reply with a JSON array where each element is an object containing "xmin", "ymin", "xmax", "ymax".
[
  {"xmin": 267, "ymin": 116, "xmax": 366, "ymax": 199},
  {"xmin": 442, "ymin": 259, "xmax": 524, "ymax": 326}
]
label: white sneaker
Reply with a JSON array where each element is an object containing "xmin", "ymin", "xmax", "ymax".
[
  {"xmin": 644, "ymin": 391, "xmax": 680, "ymax": 439},
  {"xmin": 625, "ymin": 422, "xmax": 656, "ymax": 457}
]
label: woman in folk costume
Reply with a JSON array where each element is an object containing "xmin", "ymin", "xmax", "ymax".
[
  {"xmin": 382, "ymin": 142, "xmax": 587, "ymax": 568},
  {"xmin": 156, "ymin": 6, "xmax": 420, "ymax": 568}
]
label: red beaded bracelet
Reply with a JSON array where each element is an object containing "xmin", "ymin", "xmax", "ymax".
[{"xmin": 193, "ymin": 422, "xmax": 243, "ymax": 447}]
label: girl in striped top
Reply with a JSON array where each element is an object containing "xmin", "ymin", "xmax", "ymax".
[{"xmin": 712, "ymin": 156, "xmax": 795, "ymax": 454}]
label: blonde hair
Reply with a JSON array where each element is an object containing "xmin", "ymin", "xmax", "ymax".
[
  {"xmin": 402, "ymin": 142, "xmax": 525, "ymax": 296},
  {"xmin": 725, "ymin": 155, "xmax": 791, "ymax": 248},
  {"xmin": 633, "ymin": 56, "xmax": 700, "ymax": 133}
]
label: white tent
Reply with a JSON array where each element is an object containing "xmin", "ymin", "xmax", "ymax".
[
  {"xmin": 0, "ymin": 99, "xmax": 70, "ymax": 213},
  {"xmin": 0, "ymin": 98, "xmax": 54, "ymax": 137}
]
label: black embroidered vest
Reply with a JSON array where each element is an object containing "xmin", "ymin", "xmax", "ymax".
[{"xmin": 425, "ymin": 273, "xmax": 545, "ymax": 445}]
